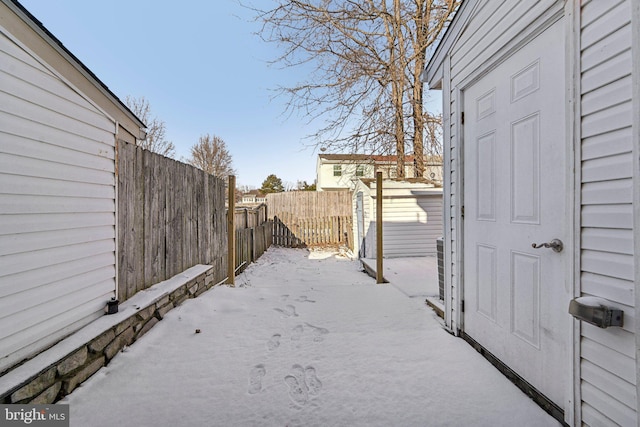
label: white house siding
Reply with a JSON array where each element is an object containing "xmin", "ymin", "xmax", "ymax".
[
  {"xmin": 382, "ymin": 195, "xmax": 442, "ymax": 258},
  {"xmin": 579, "ymin": 1, "xmax": 636, "ymax": 425},
  {"xmin": 353, "ymin": 180, "xmax": 442, "ymax": 259},
  {"xmin": 316, "ymin": 157, "xmax": 374, "ymax": 191},
  {"xmin": 0, "ymin": 28, "xmax": 117, "ymax": 373},
  {"xmin": 443, "ymin": 54, "xmax": 458, "ymax": 332}
]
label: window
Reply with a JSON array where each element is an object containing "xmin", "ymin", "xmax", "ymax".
[
  {"xmin": 356, "ymin": 165, "xmax": 365, "ymax": 177},
  {"xmin": 333, "ymin": 165, "xmax": 342, "ymax": 176}
]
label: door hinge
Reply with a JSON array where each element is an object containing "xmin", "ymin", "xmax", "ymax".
[
  {"xmin": 461, "ymin": 111, "xmax": 464, "ymax": 125},
  {"xmin": 461, "ymin": 205, "xmax": 464, "ymax": 218},
  {"xmin": 461, "ymin": 300, "xmax": 465, "ymax": 313}
]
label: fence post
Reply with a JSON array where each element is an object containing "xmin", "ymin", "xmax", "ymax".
[
  {"xmin": 376, "ymin": 172, "xmax": 384, "ymax": 284},
  {"xmin": 227, "ymin": 175, "xmax": 236, "ymax": 286}
]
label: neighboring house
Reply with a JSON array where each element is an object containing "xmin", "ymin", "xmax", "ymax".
[
  {"xmin": 0, "ymin": 0, "xmax": 144, "ymax": 374},
  {"xmin": 316, "ymin": 154, "xmax": 443, "ymax": 191},
  {"xmin": 240, "ymin": 190, "xmax": 266, "ymax": 205},
  {"xmin": 424, "ymin": 0, "xmax": 638, "ymax": 425},
  {"xmin": 353, "ymin": 179, "xmax": 442, "ymax": 259}
]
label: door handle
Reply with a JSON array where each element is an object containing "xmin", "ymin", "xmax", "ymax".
[{"xmin": 532, "ymin": 239, "xmax": 563, "ymax": 253}]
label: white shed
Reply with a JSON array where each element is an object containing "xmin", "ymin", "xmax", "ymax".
[
  {"xmin": 0, "ymin": 0, "xmax": 144, "ymax": 374},
  {"xmin": 353, "ymin": 179, "xmax": 442, "ymax": 259},
  {"xmin": 424, "ymin": 0, "xmax": 639, "ymax": 425}
]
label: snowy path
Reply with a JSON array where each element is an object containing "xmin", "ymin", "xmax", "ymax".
[{"xmin": 64, "ymin": 247, "xmax": 560, "ymax": 427}]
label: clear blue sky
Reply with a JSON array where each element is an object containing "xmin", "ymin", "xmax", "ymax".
[{"xmin": 19, "ymin": 0, "xmax": 441, "ymax": 189}]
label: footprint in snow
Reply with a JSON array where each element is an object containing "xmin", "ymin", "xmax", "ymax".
[
  {"xmin": 305, "ymin": 323, "xmax": 330, "ymax": 342},
  {"xmin": 304, "ymin": 366, "xmax": 322, "ymax": 396},
  {"xmin": 274, "ymin": 305, "xmax": 298, "ymax": 318},
  {"xmin": 296, "ymin": 295, "xmax": 316, "ymax": 303},
  {"xmin": 248, "ymin": 364, "xmax": 266, "ymax": 395},
  {"xmin": 267, "ymin": 334, "xmax": 281, "ymax": 351},
  {"xmin": 284, "ymin": 364, "xmax": 322, "ymax": 406},
  {"xmin": 290, "ymin": 323, "xmax": 329, "ymax": 342},
  {"xmin": 285, "ymin": 364, "xmax": 309, "ymax": 406}
]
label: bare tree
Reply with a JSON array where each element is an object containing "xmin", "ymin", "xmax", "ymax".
[
  {"xmin": 408, "ymin": 0, "xmax": 455, "ymax": 172},
  {"xmin": 424, "ymin": 113, "xmax": 443, "ymax": 157},
  {"xmin": 188, "ymin": 134, "xmax": 236, "ymax": 179},
  {"xmin": 124, "ymin": 96, "xmax": 176, "ymax": 158},
  {"xmin": 249, "ymin": 0, "xmax": 457, "ymax": 177}
]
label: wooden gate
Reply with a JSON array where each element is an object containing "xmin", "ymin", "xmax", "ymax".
[
  {"xmin": 267, "ymin": 192, "xmax": 353, "ymax": 249},
  {"xmin": 273, "ymin": 213, "xmax": 351, "ymax": 248}
]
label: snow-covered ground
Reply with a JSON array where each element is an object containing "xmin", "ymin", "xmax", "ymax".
[{"xmin": 63, "ymin": 247, "xmax": 560, "ymax": 427}]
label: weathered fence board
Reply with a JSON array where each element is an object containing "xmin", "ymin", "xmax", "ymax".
[
  {"xmin": 267, "ymin": 191, "xmax": 353, "ymax": 249},
  {"xmin": 117, "ymin": 141, "xmax": 227, "ymax": 301},
  {"xmin": 234, "ymin": 204, "xmax": 267, "ymax": 230},
  {"xmin": 235, "ymin": 220, "xmax": 273, "ymax": 274},
  {"xmin": 273, "ymin": 214, "xmax": 352, "ymax": 248},
  {"xmin": 266, "ymin": 191, "xmax": 351, "ymax": 218}
]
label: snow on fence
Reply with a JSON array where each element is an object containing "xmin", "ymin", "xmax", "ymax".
[{"xmin": 117, "ymin": 141, "xmax": 228, "ymax": 301}]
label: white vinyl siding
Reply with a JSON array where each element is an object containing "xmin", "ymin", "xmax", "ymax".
[
  {"xmin": 381, "ymin": 195, "xmax": 443, "ymax": 257},
  {"xmin": 579, "ymin": 0, "xmax": 636, "ymax": 425},
  {"xmin": 448, "ymin": 0, "xmax": 558, "ymax": 84},
  {"xmin": 354, "ymin": 181, "xmax": 442, "ymax": 259},
  {"xmin": 316, "ymin": 161, "xmax": 359, "ymax": 191},
  {"xmin": 443, "ymin": 57, "xmax": 458, "ymax": 332},
  {"xmin": 0, "ymin": 28, "xmax": 116, "ymax": 373}
]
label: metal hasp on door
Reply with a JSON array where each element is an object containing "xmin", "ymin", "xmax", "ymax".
[{"xmin": 568, "ymin": 298, "xmax": 624, "ymax": 329}]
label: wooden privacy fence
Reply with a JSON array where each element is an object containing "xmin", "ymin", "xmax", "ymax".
[
  {"xmin": 235, "ymin": 220, "xmax": 273, "ymax": 274},
  {"xmin": 233, "ymin": 204, "xmax": 272, "ymax": 274},
  {"xmin": 234, "ymin": 204, "xmax": 267, "ymax": 230},
  {"xmin": 267, "ymin": 191, "xmax": 353, "ymax": 249},
  {"xmin": 267, "ymin": 191, "xmax": 352, "ymax": 217},
  {"xmin": 117, "ymin": 141, "xmax": 227, "ymax": 301},
  {"xmin": 273, "ymin": 213, "xmax": 351, "ymax": 248}
]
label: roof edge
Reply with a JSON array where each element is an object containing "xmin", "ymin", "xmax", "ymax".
[
  {"xmin": 424, "ymin": 0, "xmax": 477, "ymax": 87},
  {"xmin": 4, "ymin": 0, "xmax": 146, "ymax": 132}
]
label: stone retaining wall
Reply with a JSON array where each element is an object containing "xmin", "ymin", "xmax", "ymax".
[{"xmin": 1, "ymin": 266, "xmax": 219, "ymax": 404}]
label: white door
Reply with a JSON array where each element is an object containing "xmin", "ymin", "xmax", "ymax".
[{"xmin": 463, "ymin": 20, "xmax": 569, "ymax": 408}]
